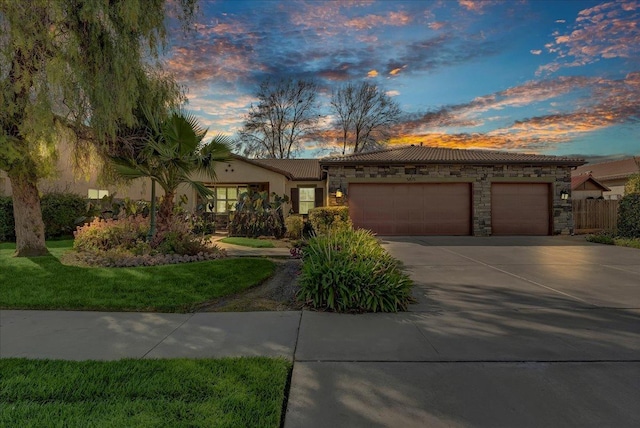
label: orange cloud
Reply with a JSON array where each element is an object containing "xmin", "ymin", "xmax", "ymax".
[
  {"xmin": 367, "ymin": 69, "xmax": 379, "ymax": 77},
  {"xmin": 345, "ymin": 11, "xmax": 413, "ymax": 29}
]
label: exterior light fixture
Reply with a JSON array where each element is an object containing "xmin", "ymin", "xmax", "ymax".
[
  {"xmin": 560, "ymin": 190, "xmax": 569, "ymax": 200},
  {"xmin": 335, "ymin": 189, "xmax": 343, "ymax": 198}
]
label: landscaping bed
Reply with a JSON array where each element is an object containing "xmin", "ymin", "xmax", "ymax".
[{"xmin": 0, "ymin": 358, "xmax": 290, "ymax": 428}]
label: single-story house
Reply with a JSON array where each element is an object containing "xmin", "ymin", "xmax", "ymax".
[
  {"xmin": 572, "ymin": 157, "xmax": 640, "ymax": 199},
  {"xmin": 1, "ymin": 144, "xmax": 586, "ymax": 236},
  {"xmin": 571, "ymin": 174, "xmax": 610, "ymax": 200}
]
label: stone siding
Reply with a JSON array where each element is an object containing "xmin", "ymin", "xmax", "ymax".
[{"xmin": 326, "ymin": 163, "xmax": 573, "ymax": 236}]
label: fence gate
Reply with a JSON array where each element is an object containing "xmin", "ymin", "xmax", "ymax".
[{"xmin": 572, "ymin": 199, "xmax": 619, "ymax": 233}]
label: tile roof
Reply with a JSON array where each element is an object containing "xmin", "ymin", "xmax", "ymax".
[
  {"xmin": 573, "ymin": 157, "xmax": 640, "ymax": 181},
  {"xmin": 571, "ymin": 174, "xmax": 610, "ymax": 191},
  {"xmin": 233, "ymin": 155, "xmax": 323, "ymax": 180},
  {"xmin": 252, "ymin": 158, "xmax": 323, "ymax": 180},
  {"xmin": 321, "ymin": 145, "xmax": 586, "ymax": 166}
]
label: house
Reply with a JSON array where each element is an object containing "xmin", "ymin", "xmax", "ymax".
[
  {"xmin": 189, "ymin": 155, "xmax": 325, "ymax": 219},
  {"xmin": 571, "ymin": 174, "xmax": 610, "ymax": 200},
  {"xmin": 572, "ymin": 157, "xmax": 640, "ymax": 199},
  {"xmin": 321, "ymin": 146, "xmax": 584, "ymax": 236},
  {"xmin": 2, "ymin": 144, "xmax": 586, "ymax": 236}
]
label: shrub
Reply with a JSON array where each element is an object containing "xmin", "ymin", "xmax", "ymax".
[
  {"xmin": 229, "ymin": 191, "xmax": 288, "ymax": 238},
  {"xmin": 624, "ymin": 173, "xmax": 640, "ymax": 195},
  {"xmin": 586, "ymin": 232, "xmax": 615, "ymax": 245},
  {"xmin": 73, "ymin": 214, "xmax": 217, "ymax": 262},
  {"xmin": 73, "ymin": 216, "xmax": 150, "ymax": 252},
  {"xmin": 0, "ymin": 196, "xmax": 15, "ymax": 242},
  {"xmin": 285, "ymin": 215, "xmax": 304, "ymax": 239},
  {"xmin": 41, "ymin": 192, "xmax": 88, "ymax": 238},
  {"xmin": 617, "ymin": 193, "xmax": 640, "ymax": 238},
  {"xmin": 307, "ymin": 206, "xmax": 350, "ymax": 235},
  {"xmin": 152, "ymin": 216, "xmax": 213, "ymax": 255},
  {"xmin": 298, "ymin": 227, "xmax": 412, "ymax": 312}
]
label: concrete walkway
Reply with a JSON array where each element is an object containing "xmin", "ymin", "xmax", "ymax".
[
  {"xmin": 212, "ymin": 236, "xmax": 292, "ymax": 257},
  {"xmin": 1, "ymin": 236, "xmax": 639, "ymax": 427}
]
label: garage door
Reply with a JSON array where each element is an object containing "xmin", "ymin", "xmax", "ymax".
[
  {"xmin": 491, "ymin": 183, "xmax": 550, "ymax": 235},
  {"xmin": 348, "ymin": 183, "xmax": 471, "ymax": 235}
]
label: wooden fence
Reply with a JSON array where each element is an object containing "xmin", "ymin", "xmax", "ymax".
[{"xmin": 572, "ymin": 199, "xmax": 619, "ymax": 233}]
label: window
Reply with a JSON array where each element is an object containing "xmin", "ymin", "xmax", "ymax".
[
  {"xmin": 299, "ymin": 187, "xmax": 315, "ymax": 215},
  {"xmin": 88, "ymin": 189, "xmax": 109, "ymax": 200},
  {"xmin": 210, "ymin": 186, "xmax": 247, "ymax": 213}
]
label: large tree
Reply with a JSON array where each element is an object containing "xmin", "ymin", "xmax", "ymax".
[
  {"xmin": 0, "ymin": 0, "xmax": 195, "ymax": 256},
  {"xmin": 330, "ymin": 81, "xmax": 401, "ymax": 154},
  {"xmin": 237, "ymin": 78, "xmax": 320, "ymax": 159}
]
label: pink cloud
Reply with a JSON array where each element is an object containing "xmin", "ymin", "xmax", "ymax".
[{"xmin": 539, "ymin": 0, "xmax": 640, "ymax": 74}]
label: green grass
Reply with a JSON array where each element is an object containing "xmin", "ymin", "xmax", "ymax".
[
  {"xmin": 220, "ymin": 237, "xmax": 275, "ymax": 248},
  {"xmin": 0, "ymin": 358, "xmax": 291, "ymax": 428},
  {"xmin": 613, "ymin": 237, "xmax": 640, "ymax": 249},
  {"xmin": 585, "ymin": 235, "xmax": 640, "ymax": 249},
  {"xmin": 0, "ymin": 240, "xmax": 275, "ymax": 312}
]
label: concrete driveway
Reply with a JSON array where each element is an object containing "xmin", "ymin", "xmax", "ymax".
[{"xmin": 285, "ymin": 236, "xmax": 640, "ymax": 427}]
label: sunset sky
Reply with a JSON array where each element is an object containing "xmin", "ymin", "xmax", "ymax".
[{"xmin": 165, "ymin": 0, "xmax": 639, "ymax": 161}]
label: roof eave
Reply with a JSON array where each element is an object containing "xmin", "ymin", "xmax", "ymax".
[{"xmin": 320, "ymin": 159, "xmax": 586, "ymax": 167}]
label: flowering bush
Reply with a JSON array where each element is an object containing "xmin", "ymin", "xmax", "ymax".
[
  {"xmin": 73, "ymin": 215, "xmax": 224, "ymax": 267},
  {"xmin": 74, "ymin": 216, "xmax": 149, "ymax": 253}
]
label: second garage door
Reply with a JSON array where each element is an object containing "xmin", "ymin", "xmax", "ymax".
[
  {"xmin": 348, "ymin": 183, "xmax": 471, "ymax": 235},
  {"xmin": 491, "ymin": 183, "xmax": 550, "ymax": 235}
]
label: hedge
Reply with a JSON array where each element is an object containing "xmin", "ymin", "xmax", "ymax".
[{"xmin": 0, "ymin": 192, "xmax": 88, "ymax": 241}]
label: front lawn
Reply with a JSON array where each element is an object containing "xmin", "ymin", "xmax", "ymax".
[
  {"xmin": 0, "ymin": 358, "xmax": 290, "ymax": 427},
  {"xmin": 0, "ymin": 240, "xmax": 275, "ymax": 312},
  {"xmin": 220, "ymin": 237, "xmax": 276, "ymax": 248}
]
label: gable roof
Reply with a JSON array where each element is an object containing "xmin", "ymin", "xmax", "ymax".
[
  {"xmin": 320, "ymin": 145, "xmax": 585, "ymax": 166},
  {"xmin": 573, "ymin": 157, "xmax": 640, "ymax": 181},
  {"xmin": 231, "ymin": 155, "xmax": 323, "ymax": 180},
  {"xmin": 571, "ymin": 174, "xmax": 610, "ymax": 191}
]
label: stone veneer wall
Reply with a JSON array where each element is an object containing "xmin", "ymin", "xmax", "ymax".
[{"xmin": 325, "ymin": 164, "xmax": 574, "ymax": 236}]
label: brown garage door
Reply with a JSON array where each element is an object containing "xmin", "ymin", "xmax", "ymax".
[
  {"xmin": 348, "ymin": 183, "xmax": 471, "ymax": 235},
  {"xmin": 491, "ymin": 183, "xmax": 550, "ymax": 235}
]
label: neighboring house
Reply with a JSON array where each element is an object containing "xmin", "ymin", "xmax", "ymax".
[
  {"xmin": 0, "ymin": 142, "xmax": 152, "ymax": 202},
  {"xmin": 321, "ymin": 146, "xmax": 584, "ymax": 236},
  {"xmin": 571, "ymin": 174, "xmax": 610, "ymax": 200},
  {"xmin": 573, "ymin": 157, "xmax": 640, "ymax": 199},
  {"xmin": 2, "ymin": 144, "xmax": 587, "ymax": 236}
]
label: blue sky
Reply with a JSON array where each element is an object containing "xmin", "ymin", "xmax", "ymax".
[{"xmin": 165, "ymin": 0, "xmax": 639, "ymax": 161}]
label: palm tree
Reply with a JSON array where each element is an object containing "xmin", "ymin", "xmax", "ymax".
[{"xmin": 111, "ymin": 108, "xmax": 231, "ymax": 237}]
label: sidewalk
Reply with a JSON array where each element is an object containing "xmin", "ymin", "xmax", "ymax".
[
  {"xmin": 2, "ymin": 308, "xmax": 639, "ymax": 427},
  {"xmin": 0, "ymin": 310, "xmax": 300, "ymax": 360}
]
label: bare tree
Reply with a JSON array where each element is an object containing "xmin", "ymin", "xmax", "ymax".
[
  {"xmin": 237, "ymin": 78, "xmax": 320, "ymax": 158},
  {"xmin": 331, "ymin": 81, "xmax": 401, "ymax": 154}
]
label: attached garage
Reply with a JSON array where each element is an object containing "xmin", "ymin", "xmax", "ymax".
[
  {"xmin": 491, "ymin": 183, "xmax": 551, "ymax": 236},
  {"xmin": 322, "ymin": 146, "xmax": 584, "ymax": 236},
  {"xmin": 349, "ymin": 183, "xmax": 471, "ymax": 235}
]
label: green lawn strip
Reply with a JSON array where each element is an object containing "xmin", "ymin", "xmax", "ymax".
[
  {"xmin": 613, "ymin": 237, "xmax": 640, "ymax": 249},
  {"xmin": 585, "ymin": 235, "xmax": 640, "ymax": 249},
  {"xmin": 0, "ymin": 241, "xmax": 275, "ymax": 312},
  {"xmin": 220, "ymin": 237, "xmax": 275, "ymax": 248},
  {"xmin": 0, "ymin": 358, "xmax": 291, "ymax": 428}
]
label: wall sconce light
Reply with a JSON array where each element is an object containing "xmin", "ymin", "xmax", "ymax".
[
  {"xmin": 560, "ymin": 190, "xmax": 569, "ymax": 200},
  {"xmin": 335, "ymin": 189, "xmax": 343, "ymax": 198}
]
